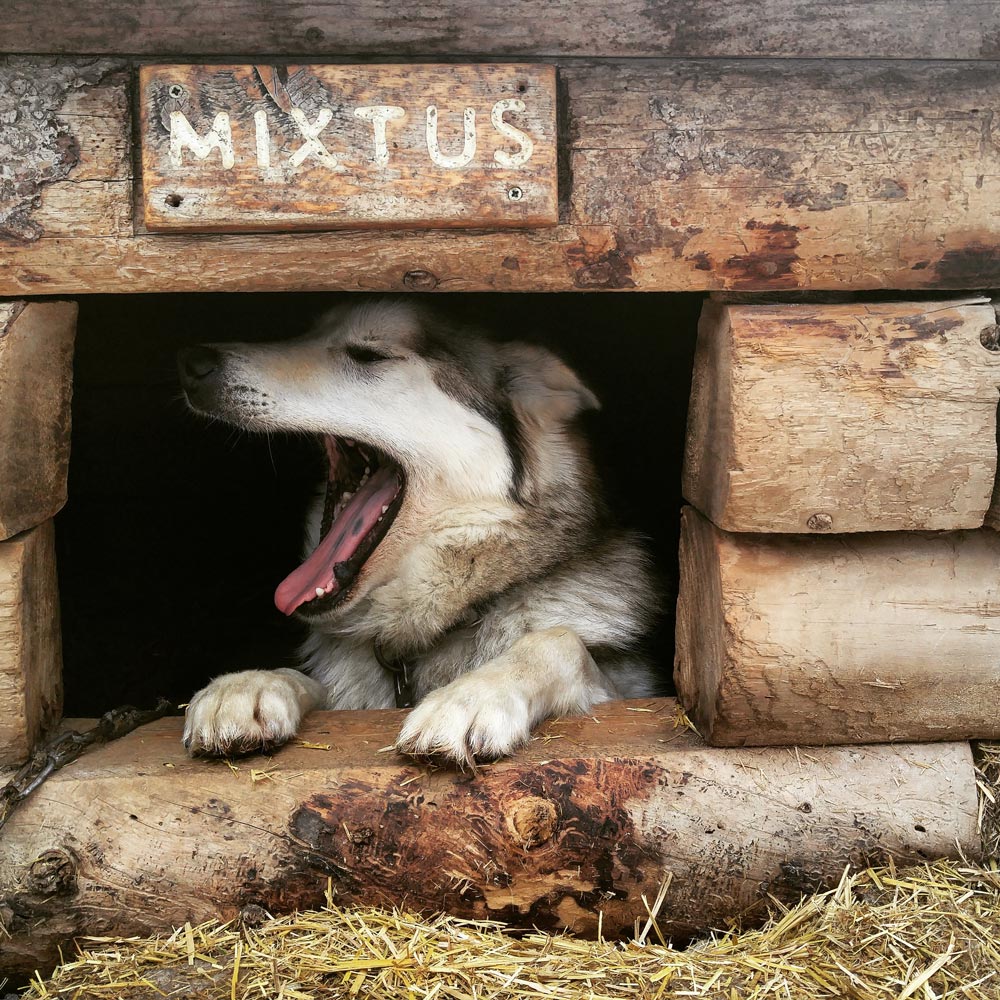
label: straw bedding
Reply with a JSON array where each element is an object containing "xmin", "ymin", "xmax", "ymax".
[{"xmin": 16, "ymin": 744, "xmax": 1000, "ymax": 1000}]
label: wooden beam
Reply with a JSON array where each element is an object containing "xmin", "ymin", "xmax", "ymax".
[
  {"xmin": 0, "ymin": 521, "xmax": 63, "ymax": 767},
  {"xmin": 0, "ymin": 703, "xmax": 981, "ymax": 979},
  {"xmin": 0, "ymin": 301, "xmax": 77, "ymax": 541},
  {"xmin": 6, "ymin": 57, "xmax": 1000, "ymax": 293},
  {"xmin": 683, "ymin": 297, "xmax": 1000, "ymax": 533},
  {"xmin": 675, "ymin": 507, "xmax": 1000, "ymax": 747},
  {"xmin": 2, "ymin": 2, "xmax": 999, "ymax": 60}
]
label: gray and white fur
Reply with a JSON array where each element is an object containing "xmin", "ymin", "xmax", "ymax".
[{"xmin": 177, "ymin": 300, "xmax": 658, "ymax": 765}]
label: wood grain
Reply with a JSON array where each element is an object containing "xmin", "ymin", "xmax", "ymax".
[
  {"xmin": 675, "ymin": 507, "xmax": 1000, "ymax": 747},
  {"xmin": 7, "ymin": 58, "xmax": 1000, "ymax": 291},
  {"xmin": 0, "ymin": 521, "xmax": 63, "ymax": 768},
  {"xmin": 0, "ymin": 301, "xmax": 77, "ymax": 541},
  {"xmin": 3, "ymin": 1, "xmax": 1000, "ymax": 60},
  {"xmin": 0, "ymin": 702, "xmax": 980, "ymax": 979},
  {"xmin": 683, "ymin": 298, "xmax": 1000, "ymax": 533},
  {"xmin": 139, "ymin": 64, "xmax": 557, "ymax": 231}
]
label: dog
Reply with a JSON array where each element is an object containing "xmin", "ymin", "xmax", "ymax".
[{"xmin": 177, "ymin": 300, "xmax": 659, "ymax": 765}]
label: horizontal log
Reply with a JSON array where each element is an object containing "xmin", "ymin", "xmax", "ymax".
[
  {"xmin": 0, "ymin": 522, "xmax": 63, "ymax": 767},
  {"xmin": 6, "ymin": 58, "xmax": 1000, "ymax": 292},
  {"xmin": 0, "ymin": 703, "xmax": 981, "ymax": 979},
  {"xmin": 3, "ymin": 1, "xmax": 999, "ymax": 60},
  {"xmin": 683, "ymin": 297, "xmax": 1000, "ymax": 533},
  {"xmin": 675, "ymin": 507, "xmax": 1000, "ymax": 747},
  {"xmin": 0, "ymin": 301, "xmax": 77, "ymax": 540}
]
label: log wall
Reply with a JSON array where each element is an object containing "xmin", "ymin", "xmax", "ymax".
[
  {"xmin": 0, "ymin": 521, "xmax": 63, "ymax": 767},
  {"xmin": 0, "ymin": 301, "xmax": 77, "ymax": 541},
  {"xmin": 5, "ymin": 1, "xmax": 1000, "ymax": 59},
  {"xmin": 683, "ymin": 297, "xmax": 1000, "ymax": 533},
  {"xmin": 0, "ymin": 703, "xmax": 982, "ymax": 980},
  {"xmin": 675, "ymin": 507, "xmax": 1000, "ymax": 747},
  {"xmin": 5, "ymin": 57, "xmax": 1000, "ymax": 293}
]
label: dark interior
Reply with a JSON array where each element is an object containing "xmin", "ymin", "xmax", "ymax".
[{"xmin": 57, "ymin": 293, "xmax": 703, "ymax": 716}]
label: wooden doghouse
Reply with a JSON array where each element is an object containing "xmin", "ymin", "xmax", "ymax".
[{"xmin": 1, "ymin": 3, "xmax": 999, "ymax": 981}]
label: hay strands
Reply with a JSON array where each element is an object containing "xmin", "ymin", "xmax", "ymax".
[{"xmin": 22, "ymin": 857, "xmax": 1000, "ymax": 1000}]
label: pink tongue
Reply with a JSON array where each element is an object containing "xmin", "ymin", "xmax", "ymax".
[{"xmin": 275, "ymin": 466, "xmax": 400, "ymax": 616}]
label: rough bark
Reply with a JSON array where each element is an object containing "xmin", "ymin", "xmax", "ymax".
[
  {"xmin": 0, "ymin": 521, "xmax": 63, "ymax": 767},
  {"xmin": 683, "ymin": 298, "xmax": 1000, "ymax": 533},
  {"xmin": 6, "ymin": 58, "xmax": 1000, "ymax": 292},
  {"xmin": 0, "ymin": 704, "xmax": 981, "ymax": 980},
  {"xmin": 0, "ymin": 300, "xmax": 77, "ymax": 541},
  {"xmin": 675, "ymin": 507, "xmax": 1000, "ymax": 747},
  {"xmin": 3, "ymin": 1, "xmax": 1000, "ymax": 60}
]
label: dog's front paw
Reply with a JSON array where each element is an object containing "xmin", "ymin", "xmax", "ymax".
[
  {"xmin": 394, "ymin": 677, "xmax": 533, "ymax": 767},
  {"xmin": 183, "ymin": 670, "xmax": 305, "ymax": 756}
]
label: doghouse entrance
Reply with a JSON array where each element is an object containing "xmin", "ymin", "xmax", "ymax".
[{"xmin": 57, "ymin": 292, "xmax": 703, "ymax": 716}]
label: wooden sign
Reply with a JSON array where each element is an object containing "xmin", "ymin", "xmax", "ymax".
[{"xmin": 139, "ymin": 64, "xmax": 557, "ymax": 232}]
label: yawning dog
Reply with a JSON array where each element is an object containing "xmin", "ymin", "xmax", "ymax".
[{"xmin": 177, "ymin": 300, "xmax": 658, "ymax": 765}]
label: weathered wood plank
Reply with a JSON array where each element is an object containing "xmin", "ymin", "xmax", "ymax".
[
  {"xmin": 675, "ymin": 507, "xmax": 1000, "ymax": 747},
  {"xmin": 0, "ymin": 521, "xmax": 63, "ymax": 768},
  {"xmin": 140, "ymin": 64, "xmax": 557, "ymax": 231},
  {"xmin": 0, "ymin": 58, "xmax": 131, "ymax": 245},
  {"xmin": 683, "ymin": 298, "xmax": 1000, "ymax": 533},
  {"xmin": 0, "ymin": 301, "xmax": 77, "ymax": 540},
  {"xmin": 0, "ymin": 702, "xmax": 981, "ymax": 979},
  {"xmin": 7, "ymin": 58, "xmax": 1000, "ymax": 291},
  {"xmin": 3, "ymin": 1, "xmax": 1000, "ymax": 60}
]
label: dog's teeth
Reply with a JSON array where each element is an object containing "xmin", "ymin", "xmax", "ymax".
[
  {"xmin": 315, "ymin": 588, "xmax": 325, "ymax": 598},
  {"xmin": 381, "ymin": 506, "xmax": 389, "ymax": 514},
  {"xmin": 365, "ymin": 466, "xmax": 370, "ymax": 475}
]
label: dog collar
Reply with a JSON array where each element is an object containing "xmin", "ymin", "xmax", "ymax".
[{"xmin": 374, "ymin": 640, "xmax": 414, "ymax": 709}]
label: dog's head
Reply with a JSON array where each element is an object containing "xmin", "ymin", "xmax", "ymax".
[{"xmin": 177, "ymin": 300, "xmax": 598, "ymax": 622}]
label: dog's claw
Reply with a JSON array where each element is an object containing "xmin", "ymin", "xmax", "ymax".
[
  {"xmin": 182, "ymin": 670, "xmax": 304, "ymax": 757},
  {"xmin": 394, "ymin": 677, "xmax": 532, "ymax": 768}
]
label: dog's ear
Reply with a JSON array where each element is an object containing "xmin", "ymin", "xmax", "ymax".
[{"xmin": 503, "ymin": 345, "xmax": 600, "ymax": 425}]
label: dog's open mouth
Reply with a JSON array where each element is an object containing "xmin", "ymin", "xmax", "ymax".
[{"xmin": 274, "ymin": 436, "xmax": 405, "ymax": 616}]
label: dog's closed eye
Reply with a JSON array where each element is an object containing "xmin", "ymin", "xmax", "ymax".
[{"xmin": 346, "ymin": 344, "xmax": 394, "ymax": 365}]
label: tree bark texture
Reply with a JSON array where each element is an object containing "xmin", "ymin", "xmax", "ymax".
[{"xmin": 0, "ymin": 703, "xmax": 981, "ymax": 979}]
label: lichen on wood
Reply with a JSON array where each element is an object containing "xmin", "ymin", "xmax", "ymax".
[{"xmin": 0, "ymin": 57, "xmax": 124, "ymax": 243}]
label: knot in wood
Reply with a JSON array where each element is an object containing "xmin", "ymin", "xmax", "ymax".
[
  {"xmin": 402, "ymin": 269, "xmax": 439, "ymax": 291},
  {"xmin": 26, "ymin": 849, "xmax": 76, "ymax": 895},
  {"xmin": 806, "ymin": 512, "xmax": 833, "ymax": 531},
  {"xmin": 238, "ymin": 903, "xmax": 271, "ymax": 928},
  {"xmin": 505, "ymin": 796, "xmax": 558, "ymax": 849},
  {"xmin": 980, "ymin": 325, "xmax": 1000, "ymax": 352}
]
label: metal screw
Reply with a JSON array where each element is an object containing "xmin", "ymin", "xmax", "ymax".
[
  {"xmin": 980, "ymin": 325, "xmax": 1000, "ymax": 352},
  {"xmin": 167, "ymin": 84, "xmax": 185, "ymax": 99},
  {"xmin": 507, "ymin": 186, "xmax": 524, "ymax": 201},
  {"xmin": 807, "ymin": 513, "xmax": 833, "ymax": 531}
]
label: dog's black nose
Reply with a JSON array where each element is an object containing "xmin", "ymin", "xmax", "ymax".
[{"xmin": 178, "ymin": 345, "xmax": 221, "ymax": 382}]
